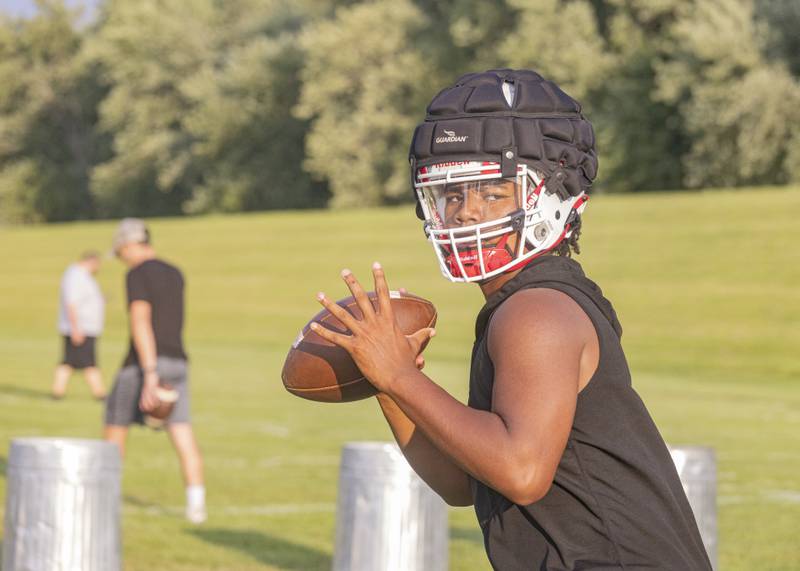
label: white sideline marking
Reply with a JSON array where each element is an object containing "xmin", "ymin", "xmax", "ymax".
[
  {"xmin": 258, "ymin": 455, "xmax": 339, "ymax": 468},
  {"xmin": 763, "ymin": 490, "xmax": 800, "ymax": 504},
  {"xmin": 718, "ymin": 490, "xmax": 800, "ymax": 505},
  {"xmin": 132, "ymin": 454, "xmax": 337, "ymax": 469},
  {"xmin": 254, "ymin": 422, "xmax": 291, "ymax": 437},
  {"xmin": 221, "ymin": 503, "xmax": 335, "ymax": 515},
  {"xmin": 124, "ymin": 502, "xmax": 336, "ymax": 517},
  {"xmin": 718, "ymin": 495, "xmax": 750, "ymax": 505}
]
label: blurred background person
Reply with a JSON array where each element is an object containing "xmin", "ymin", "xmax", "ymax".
[
  {"xmin": 52, "ymin": 250, "xmax": 106, "ymax": 400},
  {"xmin": 104, "ymin": 218, "xmax": 206, "ymax": 524}
]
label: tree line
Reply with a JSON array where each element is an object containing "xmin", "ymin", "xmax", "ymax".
[{"xmin": 1, "ymin": 0, "xmax": 798, "ymax": 223}]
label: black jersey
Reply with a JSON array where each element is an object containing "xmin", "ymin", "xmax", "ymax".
[
  {"xmin": 468, "ymin": 256, "xmax": 711, "ymax": 570},
  {"xmin": 123, "ymin": 259, "xmax": 187, "ymax": 367}
]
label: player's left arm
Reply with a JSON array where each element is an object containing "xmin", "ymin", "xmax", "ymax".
[{"xmin": 311, "ymin": 264, "xmax": 595, "ymax": 505}]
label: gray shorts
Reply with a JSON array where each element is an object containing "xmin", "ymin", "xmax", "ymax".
[{"xmin": 105, "ymin": 356, "xmax": 191, "ymax": 427}]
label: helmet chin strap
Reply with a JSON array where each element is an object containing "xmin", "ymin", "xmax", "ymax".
[
  {"xmin": 445, "ymin": 233, "xmax": 515, "ymax": 279},
  {"xmin": 445, "ymin": 224, "xmax": 572, "ymax": 280},
  {"xmin": 443, "ymin": 209, "xmax": 526, "ymax": 279}
]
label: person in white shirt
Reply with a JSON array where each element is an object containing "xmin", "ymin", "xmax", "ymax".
[{"xmin": 52, "ymin": 250, "xmax": 106, "ymax": 400}]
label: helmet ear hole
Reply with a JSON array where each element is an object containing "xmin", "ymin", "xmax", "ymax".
[{"xmin": 533, "ymin": 223, "xmax": 549, "ymax": 242}]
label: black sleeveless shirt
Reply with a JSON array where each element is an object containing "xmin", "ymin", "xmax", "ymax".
[{"xmin": 468, "ymin": 256, "xmax": 712, "ymax": 571}]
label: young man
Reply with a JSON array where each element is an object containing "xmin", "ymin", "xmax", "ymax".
[
  {"xmin": 311, "ymin": 70, "xmax": 712, "ymax": 569},
  {"xmin": 52, "ymin": 250, "xmax": 106, "ymax": 400},
  {"xmin": 104, "ymin": 218, "xmax": 206, "ymax": 524}
]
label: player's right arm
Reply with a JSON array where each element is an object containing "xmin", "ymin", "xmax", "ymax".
[
  {"xmin": 130, "ymin": 299, "xmax": 160, "ymax": 412},
  {"xmin": 63, "ymin": 271, "xmax": 85, "ymax": 345},
  {"xmin": 126, "ymin": 269, "xmax": 159, "ymax": 412},
  {"xmin": 377, "ymin": 393, "xmax": 473, "ymax": 506}
]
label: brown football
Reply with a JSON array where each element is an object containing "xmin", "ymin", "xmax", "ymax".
[
  {"xmin": 143, "ymin": 385, "xmax": 179, "ymax": 428},
  {"xmin": 282, "ymin": 291, "xmax": 437, "ymax": 403}
]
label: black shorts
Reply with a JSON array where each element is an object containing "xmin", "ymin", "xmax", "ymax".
[{"xmin": 61, "ymin": 336, "xmax": 97, "ymax": 369}]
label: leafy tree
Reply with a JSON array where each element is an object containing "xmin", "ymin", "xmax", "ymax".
[
  {"xmin": 498, "ymin": 0, "xmax": 612, "ymax": 102},
  {"xmin": 4, "ymin": 0, "xmax": 800, "ymax": 223},
  {"xmin": 413, "ymin": 0, "xmax": 515, "ymax": 75},
  {"xmin": 88, "ymin": 0, "xmax": 326, "ymax": 217},
  {"xmin": 588, "ymin": 0, "xmax": 689, "ymax": 192},
  {"xmin": 295, "ymin": 0, "xmax": 436, "ymax": 207},
  {"xmin": 0, "ymin": 1, "xmax": 108, "ymax": 223},
  {"xmin": 85, "ymin": 0, "xmax": 215, "ymax": 217},
  {"xmin": 755, "ymin": 0, "xmax": 800, "ymax": 78},
  {"xmin": 654, "ymin": 0, "xmax": 800, "ymax": 187},
  {"xmin": 179, "ymin": 1, "xmax": 328, "ymax": 212}
]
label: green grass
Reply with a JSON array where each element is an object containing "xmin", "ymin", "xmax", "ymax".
[{"xmin": 1, "ymin": 186, "xmax": 799, "ymax": 570}]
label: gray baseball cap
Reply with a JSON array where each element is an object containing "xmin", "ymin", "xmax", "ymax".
[{"xmin": 112, "ymin": 218, "xmax": 150, "ymax": 255}]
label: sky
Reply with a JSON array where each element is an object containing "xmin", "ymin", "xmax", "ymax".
[{"xmin": 0, "ymin": 0, "xmax": 100, "ymax": 20}]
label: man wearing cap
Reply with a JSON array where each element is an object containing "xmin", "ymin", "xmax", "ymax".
[
  {"xmin": 105, "ymin": 218, "xmax": 207, "ymax": 524},
  {"xmin": 52, "ymin": 250, "xmax": 106, "ymax": 400}
]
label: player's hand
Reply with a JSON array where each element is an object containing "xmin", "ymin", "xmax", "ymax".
[
  {"xmin": 139, "ymin": 372, "xmax": 160, "ymax": 412},
  {"xmin": 71, "ymin": 330, "xmax": 86, "ymax": 346},
  {"xmin": 310, "ymin": 263, "xmax": 435, "ymax": 393}
]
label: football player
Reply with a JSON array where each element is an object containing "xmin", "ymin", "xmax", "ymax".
[
  {"xmin": 312, "ymin": 69, "xmax": 712, "ymax": 570},
  {"xmin": 105, "ymin": 218, "xmax": 207, "ymax": 524}
]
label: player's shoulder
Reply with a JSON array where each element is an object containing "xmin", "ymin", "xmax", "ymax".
[
  {"xmin": 63, "ymin": 263, "xmax": 80, "ymax": 277},
  {"xmin": 488, "ymin": 287, "xmax": 594, "ymax": 350},
  {"xmin": 62, "ymin": 264, "xmax": 85, "ymax": 284},
  {"xmin": 152, "ymin": 257, "xmax": 183, "ymax": 277},
  {"xmin": 494, "ymin": 287, "xmax": 587, "ymax": 323},
  {"xmin": 126, "ymin": 260, "xmax": 156, "ymax": 287},
  {"xmin": 129, "ymin": 258, "xmax": 180, "ymax": 275},
  {"xmin": 126, "ymin": 262, "xmax": 145, "ymax": 279}
]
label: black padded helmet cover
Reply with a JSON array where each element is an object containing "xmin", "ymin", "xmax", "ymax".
[{"xmin": 409, "ymin": 69, "xmax": 598, "ymax": 219}]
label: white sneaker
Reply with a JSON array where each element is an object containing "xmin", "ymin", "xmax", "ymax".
[{"xmin": 186, "ymin": 503, "xmax": 207, "ymax": 524}]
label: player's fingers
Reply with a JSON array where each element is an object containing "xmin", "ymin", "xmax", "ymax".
[
  {"xmin": 316, "ymin": 292, "xmax": 360, "ymax": 332},
  {"xmin": 407, "ymin": 327, "xmax": 436, "ymax": 354},
  {"xmin": 341, "ymin": 269, "xmax": 376, "ymax": 321},
  {"xmin": 145, "ymin": 390, "xmax": 158, "ymax": 411},
  {"xmin": 310, "ymin": 320, "xmax": 353, "ymax": 349},
  {"xmin": 371, "ymin": 262, "xmax": 394, "ymax": 320}
]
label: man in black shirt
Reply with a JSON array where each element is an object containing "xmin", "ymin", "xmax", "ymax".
[
  {"xmin": 104, "ymin": 218, "xmax": 207, "ymax": 524},
  {"xmin": 310, "ymin": 70, "xmax": 712, "ymax": 569}
]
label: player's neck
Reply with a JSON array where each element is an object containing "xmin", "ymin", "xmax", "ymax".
[
  {"xmin": 129, "ymin": 248, "xmax": 156, "ymax": 268},
  {"xmin": 479, "ymin": 268, "xmax": 522, "ymax": 299}
]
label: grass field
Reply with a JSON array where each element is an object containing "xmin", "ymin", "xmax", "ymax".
[{"xmin": 1, "ymin": 186, "xmax": 799, "ymax": 570}]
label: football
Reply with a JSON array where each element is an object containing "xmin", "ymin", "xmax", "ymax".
[
  {"xmin": 143, "ymin": 384, "xmax": 179, "ymax": 428},
  {"xmin": 282, "ymin": 291, "xmax": 437, "ymax": 403}
]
